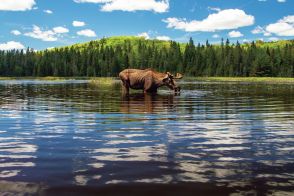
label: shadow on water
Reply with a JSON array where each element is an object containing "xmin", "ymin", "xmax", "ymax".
[{"xmin": 0, "ymin": 80, "xmax": 294, "ymax": 195}]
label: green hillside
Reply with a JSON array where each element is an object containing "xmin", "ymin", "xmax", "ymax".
[
  {"xmin": 56, "ymin": 36, "xmax": 183, "ymax": 51},
  {"xmin": 243, "ymin": 39, "xmax": 294, "ymax": 49},
  {"xmin": 53, "ymin": 35, "xmax": 293, "ymax": 51}
]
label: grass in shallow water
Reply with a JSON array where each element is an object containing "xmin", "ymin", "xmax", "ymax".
[{"xmin": 89, "ymin": 77, "xmax": 119, "ymax": 86}]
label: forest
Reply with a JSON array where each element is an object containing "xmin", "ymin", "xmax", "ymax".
[{"xmin": 0, "ymin": 36, "xmax": 293, "ymax": 77}]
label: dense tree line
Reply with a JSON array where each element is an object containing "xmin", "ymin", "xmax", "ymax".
[{"xmin": 0, "ymin": 37, "xmax": 293, "ymax": 77}]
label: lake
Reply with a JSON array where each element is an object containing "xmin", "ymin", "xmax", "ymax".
[{"xmin": 0, "ymin": 79, "xmax": 293, "ymax": 195}]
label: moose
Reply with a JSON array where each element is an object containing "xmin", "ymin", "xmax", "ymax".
[{"xmin": 119, "ymin": 68, "xmax": 183, "ymax": 94}]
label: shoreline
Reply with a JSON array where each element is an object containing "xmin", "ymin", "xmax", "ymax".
[
  {"xmin": 1, "ymin": 76, "xmax": 294, "ymax": 84},
  {"xmin": 189, "ymin": 77, "xmax": 294, "ymax": 83}
]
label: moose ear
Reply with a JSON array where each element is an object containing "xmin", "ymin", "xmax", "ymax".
[
  {"xmin": 162, "ymin": 75, "xmax": 169, "ymax": 82},
  {"xmin": 174, "ymin": 73, "xmax": 183, "ymax": 79},
  {"xmin": 166, "ymin": 72, "xmax": 174, "ymax": 78}
]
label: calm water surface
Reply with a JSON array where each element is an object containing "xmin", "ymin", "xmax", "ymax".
[{"xmin": 0, "ymin": 80, "xmax": 294, "ymax": 195}]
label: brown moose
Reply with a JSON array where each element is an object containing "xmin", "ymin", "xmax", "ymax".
[{"xmin": 119, "ymin": 68, "xmax": 183, "ymax": 94}]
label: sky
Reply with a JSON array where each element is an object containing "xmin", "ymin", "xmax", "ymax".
[{"xmin": 0, "ymin": 0, "xmax": 293, "ymax": 50}]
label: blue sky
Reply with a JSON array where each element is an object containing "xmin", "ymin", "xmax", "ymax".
[{"xmin": 0, "ymin": 0, "xmax": 293, "ymax": 50}]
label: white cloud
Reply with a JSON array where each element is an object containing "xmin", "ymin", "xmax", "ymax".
[
  {"xmin": 74, "ymin": 0, "xmax": 169, "ymax": 13},
  {"xmin": 208, "ymin": 7, "xmax": 221, "ymax": 12},
  {"xmin": 265, "ymin": 15, "xmax": 294, "ymax": 36},
  {"xmin": 77, "ymin": 29, "xmax": 97, "ymax": 37},
  {"xmin": 0, "ymin": 41, "xmax": 25, "ymax": 50},
  {"xmin": 137, "ymin": 32, "xmax": 170, "ymax": 41},
  {"xmin": 73, "ymin": 21, "xmax": 86, "ymax": 27},
  {"xmin": 268, "ymin": 37, "xmax": 279, "ymax": 41},
  {"xmin": 251, "ymin": 26, "xmax": 271, "ymax": 36},
  {"xmin": 282, "ymin": 15, "xmax": 294, "ymax": 23},
  {"xmin": 156, "ymin": 35, "xmax": 170, "ymax": 41},
  {"xmin": 257, "ymin": 0, "xmax": 286, "ymax": 2},
  {"xmin": 163, "ymin": 9, "xmax": 254, "ymax": 32},
  {"xmin": 43, "ymin": 9, "xmax": 53, "ymax": 14},
  {"xmin": 251, "ymin": 26, "xmax": 264, "ymax": 34},
  {"xmin": 24, "ymin": 25, "xmax": 70, "ymax": 41},
  {"xmin": 0, "ymin": 0, "xmax": 36, "ymax": 11},
  {"xmin": 212, "ymin": 34, "xmax": 219, "ymax": 38},
  {"xmin": 53, "ymin": 26, "xmax": 69, "ymax": 34},
  {"xmin": 264, "ymin": 32, "xmax": 271, "ymax": 36},
  {"xmin": 137, "ymin": 32, "xmax": 150, "ymax": 39},
  {"xmin": 74, "ymin": 0, "xmax": 112, "ymax": 2},
  {"xmin": 11, "ymin": 30, "xmax": 21, "ymax": 36},
  {"xmin": 24, "ymin": 25, "xmax": 57, "ymax": 41},
  {"xmin": 228, "ymin": 30, "xmax": 244, "ymax": 38}
]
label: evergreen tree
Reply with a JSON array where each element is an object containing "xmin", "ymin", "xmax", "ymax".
[{"xmin": 0, "ymin": 37, "xmax": 293, "ymax": 77}]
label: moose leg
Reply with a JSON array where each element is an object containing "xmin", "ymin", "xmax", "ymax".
[
  {"xmin": 121, "ymin": 80, "xmax": 129, "ymax": 94},
  {"xmin": 144, "ymin": 77, "xmax": 153, "ymax": 94},
  {"xmin": 144, "ymin": 87, "xmax": 157, "ymax": 94},
  {"xmin": 144, "ymin": 77, "xmax": 158, "ymax": 94}
]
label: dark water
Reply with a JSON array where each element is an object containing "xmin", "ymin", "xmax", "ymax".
[{"xmin": 0, "ymin": 80, "xmax": 294, "ymax": 195}]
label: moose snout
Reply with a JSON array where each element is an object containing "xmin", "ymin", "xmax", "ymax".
[{"xmin": 174, "ymin": 86, "xmax": 181, "ymax": 92}]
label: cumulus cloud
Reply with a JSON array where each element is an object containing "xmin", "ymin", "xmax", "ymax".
[
  {"xmin": 208, "ymin": 7, "xmax": 221, "ymax": 12},
  {"xmin": 259, "ymin": 0, "xmax": 286, "ymax": 3},
  {"xmin": 156, "ymin": 35, "xmax": 170, "ymax": 41},
  {"xmin": 242, "ymin": 39, "xmax": 250, "ymax": 43},
  {"xmin": 77, "ymin": 29, "xmax": 97, "ymax": 37},
  {"xmin": 251, "ymin": 26, "xmax": 271, "ymax": 36},
  {"xmin": 73, "ymin": 21, "xmax": 86, "ymax": 27},
  {"xmin": 24, "ymin": 25, "xmax": 57, "ymax": 41},
  {"xmin": 137, "ymin": 32, "xmax": 150, "ymax": 39},
  {"xmin": 228, "ymin": 30, "xmax": 244, "ymax": 38},
  {"xmin": 74, "ymin": 0, "xmax": 169, "ymax": 13},
  {"xmin": 74, "ymin": 0, "xmax": 112, "ymax": 2},
  {"xmin": 263, "ymin": 32, "xmax": 271, "ymax": 37},
  {"xmin": 251, "ymin": 26, "xmax": 265, "ymax": 34},
  {"xmin": 163, "ymin": 9, "xmax": 254, "ymax": 32},
  {"xmin": 212, "ymin": 34, "xmax": 219, "ymax": 38},
  {"xmin": 137, "ymin": 32, "xmax": 171, "ymax": 41},
  {"xmin": 11, "ymin": 30, "xmax": 21, "ymax": 36},
  {"xmin": 43, "ymin": 9, "xmax": 53, "ymax": 14},
  {"xmin": 265, "ymin": 15, "xmax": 294, "ymax": 36},
  {"xmin": 53, "ymin": 26, "xmax": 69, "ymax": 34},
  {"xmin": 268, "ymin": 37, "xmax": 279, "ymax": 41},
  {"xmin": 24, "ymin": 25, "xmax": 69, "ymax": 41},
  {"xmin": 0, "ymin": 41, "xmax": 25, "ymax": 50},
  {"xmin": 0, "ymin": 0, "xmax": 36, "ymax": 11}
]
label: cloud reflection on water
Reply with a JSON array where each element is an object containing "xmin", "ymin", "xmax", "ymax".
[{"xmin": 0, "ymin": 81, "xmax": 293, "ymax": 195}]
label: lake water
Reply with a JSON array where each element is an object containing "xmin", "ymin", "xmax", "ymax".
[{"xmin": 0, "ymin": 80, "xmax": 294, "ymax": 195}]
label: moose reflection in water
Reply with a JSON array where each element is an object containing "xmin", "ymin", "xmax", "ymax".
[{"xmin": 120, "ymin": 93, "xmax": 177, "ymax": 114}]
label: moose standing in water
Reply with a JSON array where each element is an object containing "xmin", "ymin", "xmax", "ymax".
[{"xmin": 119, "ymin": 68, "xmax": 183, "ymax": 94}]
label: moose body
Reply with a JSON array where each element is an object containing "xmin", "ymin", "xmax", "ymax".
[{"xmin": 119, "ymin": 68, "xmax": 183, "ymax": 94}]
